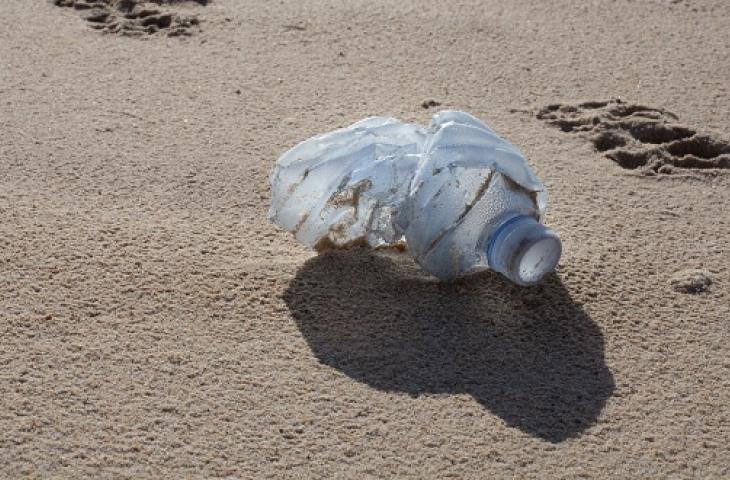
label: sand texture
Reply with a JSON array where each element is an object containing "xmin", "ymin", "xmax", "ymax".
[{"xmin": 1, "ymin": 0, "xmax": 729, "ymax": 478}]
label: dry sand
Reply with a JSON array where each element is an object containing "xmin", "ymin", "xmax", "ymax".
[{"xmin": 1, "ymin": 0, "xmax": 729, "ymax": 478}]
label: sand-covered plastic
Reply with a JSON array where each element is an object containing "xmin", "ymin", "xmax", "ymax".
[{"xmin": 269, "ymin": 111, "xmax": 561, "ymax": 285}]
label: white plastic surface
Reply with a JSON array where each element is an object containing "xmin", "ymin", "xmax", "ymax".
[{"xmin": 268, "ymin": 111, "xmax": 559, "ymax": 283}]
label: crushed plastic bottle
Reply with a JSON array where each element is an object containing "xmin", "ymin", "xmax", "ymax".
[{"xmin": 268, "ymin": 111, "xmax": 561, "ymax": 285}]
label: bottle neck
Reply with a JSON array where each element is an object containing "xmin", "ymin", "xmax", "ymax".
[{"xmin": 487, "ymin": 214, "xmax": 562, "ymax": 286}]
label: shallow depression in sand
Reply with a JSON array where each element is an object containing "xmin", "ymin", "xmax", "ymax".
[
  {"xmin": 53, "ymin": 0, "xmax": 207, "ymax": 36},
  {"xmin": 537, "ymin": 99, "xmax": 730, "ymax": 175}
]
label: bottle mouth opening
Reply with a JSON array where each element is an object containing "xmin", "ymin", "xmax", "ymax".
[
  {"xmin": 515, "ymin": 235, "xmax": 562, "ymax": 285},
  {"xmin": 487, "ymin": 214, "xmax": 562, "ymax": 286}
]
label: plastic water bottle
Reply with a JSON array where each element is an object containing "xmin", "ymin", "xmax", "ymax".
[{"xmin": 268, "ymin": 111, "xmax": 561, "ymax": 285}]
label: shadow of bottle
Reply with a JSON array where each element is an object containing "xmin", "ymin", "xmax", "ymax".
[{"xmin": 283, "ymin": 248, "xmax": 614, "ymax": 443}]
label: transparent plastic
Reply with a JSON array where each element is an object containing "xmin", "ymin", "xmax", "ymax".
[
  {"xmin": 268, "ymin": 111, "xmax": 561, "ymax": 285},
  {"xmin": 486, "ymin": 215, "xmax": 562, "ymax": 286}
]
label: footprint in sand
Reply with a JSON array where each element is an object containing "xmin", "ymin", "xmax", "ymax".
[
  {"xmin": 537, "ymin": 99, "xmax": 730, "ymax": 175},
  {"xmin": 53, "ymin": 0, "xmax": 208, "ymax": 37}
]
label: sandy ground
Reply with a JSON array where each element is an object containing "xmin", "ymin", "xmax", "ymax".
[{"xmin": 1, "ymin": 0, "xmax": 729, "ymax": 478}]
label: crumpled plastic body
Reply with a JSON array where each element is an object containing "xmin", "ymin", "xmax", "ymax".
[{"xmin": 269, "ymin": 111, "xmax": 548, "ymax": 281}]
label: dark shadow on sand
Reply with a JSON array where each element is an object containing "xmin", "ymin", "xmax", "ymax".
[{"xmin": 283, "ymin": 248, "xmax": 614, "ymax": 443}]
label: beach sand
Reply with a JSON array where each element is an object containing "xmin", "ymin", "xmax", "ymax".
[{"xmin": 1, "ymin": 0, "xmax": 729, "ymax": 477}]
